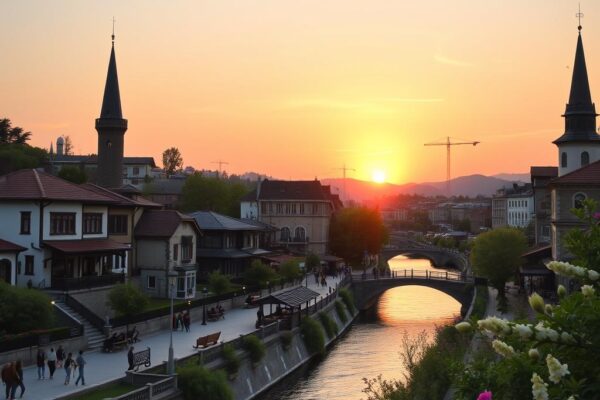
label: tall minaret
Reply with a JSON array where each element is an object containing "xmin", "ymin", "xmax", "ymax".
[
  {"xmin": 553, "ymin": 21, "xmax": 600, "ymax": 176},
  {"xmin": 95, "ymin": 26, "xmax": 127, "ymax": 188}
]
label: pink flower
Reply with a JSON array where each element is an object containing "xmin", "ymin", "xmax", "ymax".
[
  {"xmin": 477, "ymin": 391, "xmax": 492, "ymax": 400},
  {"xmin": 593, "ymin": 212, "xmax": 600, "ymax": 220}
]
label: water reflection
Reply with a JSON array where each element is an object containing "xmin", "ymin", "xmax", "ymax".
[{"xmin": 262, "ymin": 256, "xmax": 461, "ymax": 400}]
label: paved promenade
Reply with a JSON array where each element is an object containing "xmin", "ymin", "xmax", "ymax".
[{"xmin": 17, "ymin": 275, "xmax": 341, "ymax": 400}]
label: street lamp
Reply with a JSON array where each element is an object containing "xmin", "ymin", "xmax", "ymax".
[
  {"xmin": 201, "ymin": 286, "xmax": 208, "ymax": 325},
  {"xmin": 167, "ymin": 270, "xmax": 178, "ymax": 375}
]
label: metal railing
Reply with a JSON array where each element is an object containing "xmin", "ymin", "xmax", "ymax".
[
  {"xmin": 65, "ymin": 293, "xmax": 106, "ymax": 331},
  {"xmin": 357, "ymin": 269, "xmax": 472, "ymax": 282},
  {"xmin": 111, "ymin": 376, "xmax": 176, "ymax": 400},
  {"xmin": 52, "ymin": 273, "xmax": 125, "ymax": 291}
]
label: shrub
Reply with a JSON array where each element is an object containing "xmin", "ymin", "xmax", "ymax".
[
  {"xmin": 107, "ymin": 283, "xmax": 149, "ymax": 332},
  {"xmin": 208, "ymin": 271, "xmax": 231, "ymax": 297},
  {"xmin": 318, "ymin": 311, "xmax": 338, "ymax": 339},
  {"xmin": 0, "ymin": 282, "xmax": 54, "ymax": 334},
  {"xmin": 280, "ymin": 331, "xmax": 293, "ymax": 351},
  {"xmin": 177, "ymin": 364, "xmax": 233, "ymax": 400},
  {"xmin": 244, "ymin": 260, "xmax": 278, "ymax": 288},
  {"xmin": 279, "ymin": 260, "xmax": 302, "ymax": 284},
  {"xmin": 300, "ymin": 317, "xmax": 325, "ymax": 355},
  {"xmin": 242, "ymin": 334, "xmax": 266, "ymax": 365},
  {"xmin": 335, "ymin": 300, "xmax": 348, "ymax": 324},
  {"xmin": 339, "ymin": 288, "xmax": 356, "ymax": 314},
  {"xmin": 221, "ymin": 344, "xmax": 240, "ymax": 376}
]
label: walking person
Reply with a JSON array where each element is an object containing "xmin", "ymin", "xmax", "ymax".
[
  {"xmin": 47, "ymin": 347, "xmax": 57, "ymax": 379},
  {"xmin": 177, "ymin": 312, "xmax": 184, "ymax": 331},
  {"xmin": 127, "ymin": 347, "xmax": 135, "ymax": 371},
  {"xmin": 183, "ymin": 311, "xmax": 190, "ymax": 332},
  {"xmin": 36, "ymin": 348, "xmax": 46, "ymax": 380},
  {"xmin": 74, "ymin": 351, "xmax": 86, "ymax": 386},
  {"xmin": 13, "ymin": 360, "xmax": 24, "ymax": 399},
  {"xmin": 2, "ymin": 362, "xmax": 17, "ymax": 400},
  {"xmin": 56, "ymin": 345, "xmax": 65, "ymax": 368},
  {"xmin": 64, "ymin": 353, "xmax": 73, "ymax": 385}
]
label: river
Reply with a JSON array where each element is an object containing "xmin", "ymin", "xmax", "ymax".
[{"xmin": 259, "ymin": 256, "xmax": 462, "ymax": 400}]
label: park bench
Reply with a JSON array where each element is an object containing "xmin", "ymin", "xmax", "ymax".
[
  {"xmin": 113, "ymin": 337, "xmax": 129, "ymax": 351},
  {"xmin": 207, "ymin": 309, "xmax": 225, "ymax": 321},
  {"xmin": 193, "ymin": 331, "xmax": 221, "ymax": 349},
  {"xmin": 132, "ymin": 347, "xmax": 151, "ymax": 371}
]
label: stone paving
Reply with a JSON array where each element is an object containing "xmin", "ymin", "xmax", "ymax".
[{"xmin": 14, "ymin": 275, "xmax": 341, "ymax": 400}]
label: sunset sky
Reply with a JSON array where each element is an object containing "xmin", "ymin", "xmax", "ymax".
[{"xmin": 2, "ymin": 0, "xmax": 600, "ymax": 184}]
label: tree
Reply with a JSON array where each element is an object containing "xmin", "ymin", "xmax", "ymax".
[
  {"xmin": 0, "ymin": 282, "xmax": 54, "ymax": 334},
  {"xmin": 162, "ymin": 147, "xmax": 183, "ymax": 177},
  {"xmin": 180, "ymin": 173, "xmax": 250, "ymax": 217},
  {"xmin": 470, "ymin": 227, "xmax": 527, "ymax": 302},
  {"xmin": 0, "ymin": 144, "xmax": 48, "ymax": 175},
  {"xmin": 58, "ymin": 165, "xmax": 87, "ymax": 184},
  {"xmin": 305, "ymin": 252, "xmax": 320, "ymax": 272},
  {"xmin": 279, "ymin": 260, "xmax": 302, "ymax": 284},
  {"xmin": 177, "ymin": 365, "xmax": 233, "ymax": 400},
  {"xmin": 107, "ymin": 283, "xmax": 149, "ymax": 332},
  {"xmin": 0, "ymin": 118, "xmax": 31, "ymax": 144},
  {"xmin": 244, "ymin": 260, "xmax": 277, "ymax": 288},
  {"xmin": 563, "ymin": 198, "xmax": 600, "ymax": 272},
  {"xmin": 329, "ymin": 206, "xmax": 388, "ymax": 266},
  {"xmin": 208, "ymin": 271, "xmax": 231, "ymax": 302},
  {"xmin": 63, "ymin": 135, "xmax": 74, "ymax": 155}
]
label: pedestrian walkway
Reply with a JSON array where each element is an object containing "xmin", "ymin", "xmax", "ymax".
[{"xmin": 19, "ymin": 275, "xmax": 341, "ymax": 400}]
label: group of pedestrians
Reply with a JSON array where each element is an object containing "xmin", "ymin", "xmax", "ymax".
[{"xmin": 172, "ymin": 311, "xmax": 191, "ymax": 332}]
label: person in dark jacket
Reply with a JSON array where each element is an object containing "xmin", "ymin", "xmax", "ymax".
[
  {"xmin": 127, "ymin": 347, "xmax": 135, "ymax": 371},
  {"xmin": 1, "ymin": 362, "xmax": 18, "ymax": 400},
  {"xmin": 56, "ymin": 345, "xmax": 65, "ymax": 368},
  {"xmin": 36, "ymin": 349, "xmax": 46, "ymax": 380},
  {"xmin": 64, "ymin": 353, "xmax": 73, "ymax": 385},
  {"xmin": 14, "ymin": 360, "xmax": 25, "ymax": 399},
  {"xmin": 183, "ymin": 312, "xmax": 190, "ymax": 332}
]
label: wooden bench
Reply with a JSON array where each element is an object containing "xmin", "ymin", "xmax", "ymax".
[
  {"xmin": 207, "ymin": 310, "xmax": 225, "ymax": 321},
  {"xmin": 193, "ymin": 332, "xmax": 221, "ymax": 349},
  {"xmin": 113, "ymin": 338, "xmax": 129, "ymax": 351}
]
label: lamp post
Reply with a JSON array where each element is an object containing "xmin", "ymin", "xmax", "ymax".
[
  {"xmin": 201, "ymin": 286, "xmax": 208, "ymax": 325},
  {"xmin": 167, "ymin": 270, "xmax": 178, "ymax": 375}
]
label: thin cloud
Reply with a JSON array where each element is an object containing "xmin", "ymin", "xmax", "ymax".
[{"xmin": 434, "ymin": 54, "xmax": 473, "ymax": 67}]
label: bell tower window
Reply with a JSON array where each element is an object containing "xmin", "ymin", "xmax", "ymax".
[
  {"xmin": 581, "ymin": 151, "xmax": 590, "ymax": 166},
  {"xmin": 561, "ymin": 152, "xmax": 568, "ymax": 168}
]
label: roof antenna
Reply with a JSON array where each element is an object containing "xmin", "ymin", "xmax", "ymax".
[
  {"xmin": 112, "ymin": 17, "xmax": 116, "ymax": 44},
  {"xmin": 577, "ymin": 3, "xmax": 584, "ymax": 31}
]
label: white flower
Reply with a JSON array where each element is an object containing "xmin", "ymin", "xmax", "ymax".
[
  {"xmin": 581, "ymin": 285, "xmax": 596, "ymax": 298},
  {"xmin": 557, "ymin": 284, "xmax": 567, "ymax": 297},
  {"xmin": 588, "ymin": 269, "xmax": 600, "ymax": 281},
  {"xmin": 455, "ymin": 321, "xmax": 471, "ymax": 333},
  {"xmin": 477, "ymin": 316, "xmax": 511, "ymax": 336},
  {"xmin": 529, "ymin": 292, "xmax": 545, "ymax": 314},
  {"xmin": 492, "ymin": 339, "xmax": 515, "ymax": 358},
  {"xmin": 531, "ymin": 373, "xmax": 549, "ymax": 400},
  {"xmin": 544, "ymin": 304, "xmax": 553, "ymax": 315},
  {"xmin": 528, "ymin": 348, "xmax": 540, "ymax": 361},
  {"xmin": 546, "ymin": 354, "xmax": 570, "ymax": 384},
  {"xmin": 514, "ymin": 324, "xmax": 534, "ymax": 340},
  {"xmin": 546, "ymin": 328, "xmax": 559, "ymax": 342},
  {"xmin": 560, "ymin": 331, "xmax": 576, "ymax": 344}
]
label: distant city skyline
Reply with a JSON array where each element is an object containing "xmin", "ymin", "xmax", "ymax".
[{"xmin": 1, "ymin": 0, "xmax": 598, "ymax": 184}]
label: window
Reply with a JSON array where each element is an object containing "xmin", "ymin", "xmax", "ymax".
[
  {"xmin": 108, "ymin": 215, "xmax": 128, "ymax": 235},
  {"xmin": 83, "ymin": 213, "xmax": 103, "ymax": 234},
  {"xmin": 147, "ymin": 275, "xmax": 156, "ymax": 289},
  {"xmin": 294, "ymin": 226, "xmax": 306, "ymax": 242},
  {"xmin": 200, "ymin": 234, "xmax": 222, "ymax": 249},
  {"xmin": 173, "ymin": 244, "xmax": 179, "ymax": 261},
  {"xmin": 542, "ymin": 225, "xmax": 551, "ymax": 238},
  {"xmin": 261, "ymin": 203, "xmax": 268, "ymax": 214},
  {"xmin": 280, "ymin": 227, "xmax": 291, "ymax": 242},
  {"xmin": 181, "ymin": 236, "xmax": 193, "ymax": 262},
  {"xmin": 581, "ymin": 151, "xmax": 590, "ymax": 167},
  {"xmin": 313, "ymin": 204, "xmax": 319, "ymax": 215},
  {"xmin": 276, "ymin": 203, "xmax": 283, "ymax": 214},
  {"xmin": 561, "ymin": 152, "xmax": 568, "ymax": 168},
  {"xmin": 299, "ymin": 203, "xmax": 305, "ymax": 215},
  {"xmin": 133, "ymin": 167, "xmax": 140, "ymax": 176},
  {"xmin": 24, "ymin": 255, "xmax": 34, "ymax": 275},
  {"xmin": 574, "ymin": 193, "xmax": 587, "ymax": 209},
  {"xmin": 20, "ymin": 211, "xmax": 31, "ymax": 234},
  {"xmin": 50, "ymin": 213, "xmax": 76, "ymax": 235}
]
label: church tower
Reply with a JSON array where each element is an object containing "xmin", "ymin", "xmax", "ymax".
[
  {"xmin": 95, "ymin": 31, "xmax": 127, "ymax": 188},
  {"xmin": 553, "ymin": 24, "xmax": 600, "ymax": 176}
]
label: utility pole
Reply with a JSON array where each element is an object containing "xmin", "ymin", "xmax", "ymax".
[
  {"xmin": 211, "ymin": 160, "xmax": 229, "ymax": 177},
  {"xmin": 424, "ymin": 137, "xmax": 479, "ymax": 197},
  {"xmin": 334, "ymin": 163, "xmax": 356, "ymax": 203}
]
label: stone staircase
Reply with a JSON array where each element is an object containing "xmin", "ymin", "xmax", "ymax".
[{"xmin": 54, "ymin": 301, "xmax": 105, "ymax": 351}]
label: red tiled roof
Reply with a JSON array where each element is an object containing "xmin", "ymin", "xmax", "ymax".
[
  {"xmin": 0, "ymin": 169, "xmax": 116, "ymax": 203},
  {"xmin": 0, "ymin": 239, "xmax": 27, "ymax": 253},
  {"xmin": 43, "ymin": 239, "xmax": 130, "ymax": 254},
  {"xmin": 530, "ymin": 166, "xmax": 558, "ymax": 178},
  {"xmin": 134, "ymin": 210, "xmax": 200, "ymax": 238},
  {"xmin": 551, "ymin": 160, "xmax": 600, "ymax": 186},
  {"xmin": 81, "ymin": 183, "xmax": 162, "ymax": 208},
  {"xmin": 256, "ymin": 180, "xmax": 333, "ymax": 201}
]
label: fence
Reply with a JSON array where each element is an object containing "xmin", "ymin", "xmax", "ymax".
[
  {"xmin": 381, "ymin": 269, "xmax": 471, "ymax": 282},
  {"xmin": 111, "ymin": 376, "xmax": 177, "ymax": 400},
  {"xmin": 52, "ymin": 273, "xmax": 125, "ymax": 291}
]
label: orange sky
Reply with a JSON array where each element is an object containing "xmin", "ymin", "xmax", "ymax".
[{"xmin": 2, "ymin": 0, "xmax": 599, "ymax": 184}]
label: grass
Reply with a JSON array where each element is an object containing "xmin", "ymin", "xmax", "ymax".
[{"xmin": 69, "ymin": 382, "xmax": 136, "ymax": 400}]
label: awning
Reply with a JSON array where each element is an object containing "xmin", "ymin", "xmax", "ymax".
[
  {"xmin": 257, "ymin": 286, "xmax": 320, "ymax": 308},
  {"xmin": 44, "ymin": 239, "xmax": 131, "ymax": 254},
  {"xmin": 244, "ymin": 248, "xmax": 271, "ymax": 256},
  {"xmin": 0, "ymin": 239, "xmax": 27, "ymax": 253}
]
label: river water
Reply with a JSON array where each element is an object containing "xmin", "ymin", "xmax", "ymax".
[{"xmin": 260, "ymin": 256, "xmax": 461, "ymax": 400}]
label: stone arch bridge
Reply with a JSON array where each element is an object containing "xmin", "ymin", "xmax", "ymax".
[{"xmin": 380, "ymin": 241, "xmax": 469, "ymax": 271}]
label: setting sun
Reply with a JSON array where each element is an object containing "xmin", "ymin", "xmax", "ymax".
[{"xmin": 372, "ymin": 169, "xmax": 386, "ymax": 183}]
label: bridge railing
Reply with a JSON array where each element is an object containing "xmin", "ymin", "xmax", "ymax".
[{"xmin": 359, "ymin": 269, "xmax": 472, "ymax": 282}]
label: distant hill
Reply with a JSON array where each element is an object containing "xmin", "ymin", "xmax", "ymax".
[
  {"xmin": 492, "ymin": 173, "xmax": 530, "ymax": 182},
  {"xmin": 322, "ymin": 174, "xmax": 528, "ymax": 202}
]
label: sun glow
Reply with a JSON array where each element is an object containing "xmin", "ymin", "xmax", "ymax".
[{"xmin": 372, "ymin": 169, "xmax": 386, "ymax": 183}]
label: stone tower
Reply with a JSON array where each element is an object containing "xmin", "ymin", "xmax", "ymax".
[
  {"xmin": 553, "ymin": 26, "xmax": 600, "ymax": 176},
  {"xmin": 95, "ymin": 33, "xmax": 127, "ymax": 188}
]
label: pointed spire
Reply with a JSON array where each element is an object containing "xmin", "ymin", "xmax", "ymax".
[
  {"xmin": 99, "ymin": 34, "xmax": 123, "ymax": 119},
  {"xmin": 567, "ymin": 31, "xmax": 593, "ymax": 112}
]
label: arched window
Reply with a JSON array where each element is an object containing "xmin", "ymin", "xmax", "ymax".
[
  {"xmin": 561, "ymin": 152, "xmax": 568, "ymax": 168},
  {"xmin": 581, "ymin": 151, "xmax": 590, "ymax": 167},
  {"xmin": 280, "ymin": 227, "xmax": 291, "ymax": 242},
  {"xmin": 294, "ymin": 226, "xmax": 306, "ymax": 242},
  {"xmin": 573, "ymin": 193, "xmax": 587, "ymax": 209}
]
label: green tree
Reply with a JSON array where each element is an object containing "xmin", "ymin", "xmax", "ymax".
[
  {"xmin": 279, "ymin": 260, "xmax": 302, "ymax": 284},
  {"xmin": 177, "ymin": 365, "xmax": 233, "ymax": 400},
  {"xmin": 0, "ymin": 144, "xmax": 48, "ymax": 175},
  {"xmin": 162, "ymin": 147, "xmax": 183, "ymax": 177},
  {"xmin": 0, "ymin": 282, "xmax": 54, "ymax": 334},
  {"xmin": 63, "ymin": 135, "xmax": 74, "ymax": 155},
  {"xmin": 0, "ymin": 118, "xmax": 31, "ymax": 144},
  {"xmin": 329, "ymin": 207, "xmax": 388, "ymax": 266},
  {"xmin": 58, "ymin": 165, "xmax": 87, "ymax": 184},
  {"xmin": 470, "ymin": 227, "xmax": 527, "ymax": 302},
  {"xmin": 208, "ymin": 271, "xmax": 231, "ymax": 302},
  {"xmin": 180, "ymin": 174, "xmax": 250, "ymax": 217},
  {"xmin": 244, "ymin": 260, "xmax": 277, "ymax": 288},
  {"xmin": 305, "ymin": 252, "xmax": 320, "ymax": 272},
  {"xmin": 107, "ymin": 283, "xmax": 149, "ymax": 332}
]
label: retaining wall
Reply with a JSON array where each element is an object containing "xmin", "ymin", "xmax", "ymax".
[{"xmin": 0, "ymin": 335, "xmax": 88, "ymax": 368}]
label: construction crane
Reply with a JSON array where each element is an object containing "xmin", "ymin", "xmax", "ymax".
[
  {"xmin": 334, "ymin": 163, "xmax": 356, "ymax": 203},
  {"xmin": 211, "ymin": 160, "xmax": 229, "ymax": 176},
  {"xmin": 424, "ymin": 137, "xmax": 480, "ymax": 196}
]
